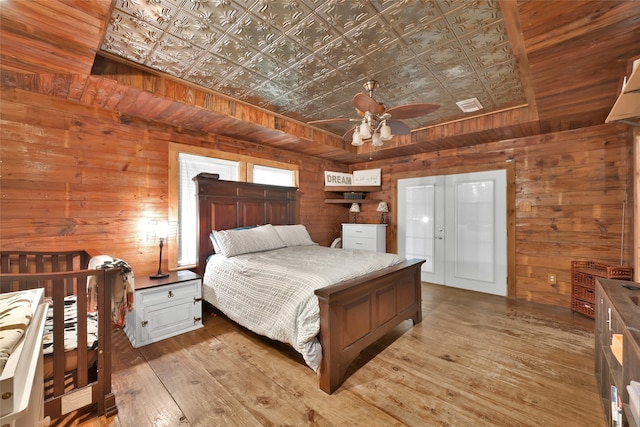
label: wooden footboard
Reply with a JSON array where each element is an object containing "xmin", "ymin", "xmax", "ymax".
[
  {"xmin": 315, "ymin": 258, "xmax": 424, "ymax": 394},
  {"xmin": 0, "ymin": 250, "xmax": 119, "ymax": 420}
]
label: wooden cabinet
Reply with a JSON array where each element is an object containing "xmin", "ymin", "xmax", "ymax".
[
  {"xmin": 342, "ymin": 223, "xmax": 387, "ymax": 253},
  {"xmin": 125, "ymin": 270, "xmax": 203, "ymax": 348},
  {"xmin": 571, "ymin": 261, "xmax": 633, "ymax": 319},
  {"xmin": 595, "ymin": 278, "xmax": 640, "ymax": 427}
]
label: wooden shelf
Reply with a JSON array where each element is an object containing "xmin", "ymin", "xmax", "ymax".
[
  {"xmin": 325, "ymin": 199, "xmax": 380, "ymax": 204},
  {"xmin": 324, "ymin": 185, "xmax": 382, "ymax": 205},
  {"xmin": 324, "ymin": 186, "xmax": 382, "ymax": 192}
]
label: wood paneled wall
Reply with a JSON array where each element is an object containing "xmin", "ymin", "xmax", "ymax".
[
  {"xmin": 0, "ymin": 86, "xmax": 634, "ymax": 309},
  {"xmin": 353, "ymin": 124, "xmax": 634, "ymax": 308},
  {"xmin": 0, "ymin": 87, "xmax": 348, "ymax": 276}
]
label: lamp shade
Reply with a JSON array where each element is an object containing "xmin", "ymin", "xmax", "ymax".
[
  {"xmin": 371, "ymin": 133, "xmax": 383, "ymax": 147},
  {"xmin": 380, "ymin": 122, "xmax": 392, "ymax": 141},
  {"xmin": 351, "ymin": 130, "xmax": 364, "ymax": 146},
  {"xmin": 376, "ymin": 202, "xmax": 389, "ymax": 213},
  {"xmin": 147, "ymin": 220, "xmax": 169, "ymax": 241},
  {"xmin": 359, "ymin": 121, "xmax": 371, "ymax": 139},
  {"xmin": 349, "ymin": 203, "xmax": 360, "ymax": 213}
]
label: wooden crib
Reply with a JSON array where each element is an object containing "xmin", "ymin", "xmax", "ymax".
[{"xmin": 0, "ymin": 250, "xmax": 120, "ymax": 421}]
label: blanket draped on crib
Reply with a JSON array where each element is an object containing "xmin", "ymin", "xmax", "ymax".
[{"xmin": 87, "ymin": 256, "xmax": 134, "ymax": 327}]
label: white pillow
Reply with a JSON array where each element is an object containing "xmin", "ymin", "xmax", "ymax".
[
  {"xmin": 210, "ymin": 226, "xmax": 257, "ymax": 253},
  {"xmin": 274, "ymin": 224, "xmax": 315, "ymax": 247},
  {"xmin": 212, "ymin": 224, "xmax": 285, "ymax": 257}
]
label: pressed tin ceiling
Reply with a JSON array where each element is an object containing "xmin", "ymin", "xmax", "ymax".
[{"xmin": 100, "ymin": 0, "xmax": 527, "ymax": 139}]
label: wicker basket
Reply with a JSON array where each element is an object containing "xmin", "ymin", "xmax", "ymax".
[
  {"xmin": 571, "ymin": 298, "xmax": 595, "ymax": 318},
  {"xmin": 571, "ymin": 261, "xmax": 633, "ymax": 279},
  {"xmin": 343, "ymin": 192, "xmax": 364, "ymax": 200},
  {"xmin": 571, "ymin": 261, "xmax": 633, "ymax": 320},
  {"xmin": 572, "ymin": 284, "xmax": 595, "ymax": 303}
]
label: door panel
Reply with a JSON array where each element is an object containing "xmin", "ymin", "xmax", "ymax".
[
  {"xmin": 398, "ymin": 176, "xmax": 444, "ymax": 283},
  {"xmin": 398, "ymin": 170, "xmax": 507, "ymax": 296},
  {"xmin": 444, "ymin": 171, "xmax": 507, "ymax": 296}
]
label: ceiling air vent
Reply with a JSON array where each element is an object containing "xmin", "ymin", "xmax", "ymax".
[{"xmin": 456, "ymin": 97, "xmax": 483, "ymax": 113}]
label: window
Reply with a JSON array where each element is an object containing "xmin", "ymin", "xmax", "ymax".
[
  {"xmin": 169, "ymin": 143, "xmax": 298, "ymax": 268},
  {"xmin": 252, "ymin": 164, "xmax": 295, "ymax": 187},
  {"xmin": 177, "ymin": 153, "xmax": 239, "ymax": 267}
]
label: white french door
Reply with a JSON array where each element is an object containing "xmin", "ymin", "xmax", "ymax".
[{"xmin": 398, "ymin": 169, "xmax": 507, "ymax": 296}]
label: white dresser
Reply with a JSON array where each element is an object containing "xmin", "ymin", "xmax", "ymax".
[
  {"xmin": 125, "ymin": 270, "xmax": 203, "ymax": 348},
  {"xmin": 341, "ymin": 223, "xmax": 387, "ymax": 253}
]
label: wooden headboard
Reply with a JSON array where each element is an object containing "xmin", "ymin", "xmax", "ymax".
[{"xmin": 193, "ymin": 173, "xmax": 299, "ymax": 276}]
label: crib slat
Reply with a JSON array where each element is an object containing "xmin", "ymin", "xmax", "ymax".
[
  {"xmin": 18, "ymin": 254, "xmax": 27, "ymax": 273},
  {"xmin": 36, "ymin": 254, "xmax": 45, "ymax": 273},
  {"xmin": 51, "ymin": 278, "xmax": 66, "ymax": 398},
  {"xmin": 76, "ymin": 275, "xmax": 89, "ymax": 388}
]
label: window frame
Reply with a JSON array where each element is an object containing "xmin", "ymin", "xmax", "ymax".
[{"xmin": 168, "ymin": 142, "xmax": 299, "ymax": 270}]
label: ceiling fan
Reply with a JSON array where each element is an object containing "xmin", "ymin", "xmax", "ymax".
[{"xmin": 308, "ymin": 80, "xmax": 440, "ymax": 147}]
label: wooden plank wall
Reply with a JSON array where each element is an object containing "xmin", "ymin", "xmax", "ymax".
[
  {"xmin": 0, "ymin": 87, "xmax": 348, "ymax": 276},
  {"xmin": 353, "ymin": 124, "xmax": 634, "ymax": 308},
  {"xmin": 0, "ymin": 86, "xmax": 634, "ymax": 309}
]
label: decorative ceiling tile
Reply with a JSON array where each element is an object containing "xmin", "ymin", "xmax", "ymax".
[
  {"xmin": 377, "ymin": 0, "xmax": 441, "ymax": 33},
  {"xmin": 405, "ymin": 21, "xmax": 459, "ymax": 58},
  {"xmin": 100, "ymin": 0, "xmax": 526, "ymax": 138}
]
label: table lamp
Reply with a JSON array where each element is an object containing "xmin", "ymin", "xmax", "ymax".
[
  {"xmin": 376, "ymin": 202, "xmax": 389, "ymax": 224},
  {"xmin": 149, "ymin": 220, "xmax": 170, "ymax": 279},
  {"xmin": 349, "ymin": 203, "xmax": 360, "ymax": 224}
]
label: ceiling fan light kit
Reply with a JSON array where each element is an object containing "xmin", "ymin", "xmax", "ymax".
[
  {"xmin": 309, "ymin": 80, "xmax": 440, "ymax": 148},
  {"xmin": 352, "ymin": 131, "xmax": 364, "ymax": 146}
]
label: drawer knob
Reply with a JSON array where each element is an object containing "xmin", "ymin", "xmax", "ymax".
[
  {"xmin": 194, "ymin": 316, "xmax": 202, "ymax": 324},
  {"xmin": 141, "ymin": 320, "xmax": 148, "ymax": 327},
  {"xmin": 168, "ymin": 290, "xmax": 174, "ymax": 298},
  {"xmin": 194, "ymin": 297, "xmax": 202, "ymax": 304}
]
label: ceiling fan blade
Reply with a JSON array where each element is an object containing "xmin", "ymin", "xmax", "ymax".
[
  {"xmin": 386, "ymin": 103, "xmax": 440, "ymax": 119},
  {"xmin": 388, "ymin": 120, "xmax": 411, "ymax": 136},
  {"xmin": 353, "ymin": 93, "xmax": 385, "ymax": 115},
  {"xmin": 308, "ymin": 118, "xmax": 355, "ymax": 125}
]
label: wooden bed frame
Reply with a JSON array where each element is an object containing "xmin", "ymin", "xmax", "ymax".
[
  {"xmin": 194, "ymin": 173, "xmax": 425, "ymax": 394},
  {"xmin": 0, "ymin": 250, "xmax": 119, "ymax": 420}
]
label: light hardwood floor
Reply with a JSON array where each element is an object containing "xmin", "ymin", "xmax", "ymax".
[{"xmin": 57, "ymin": 283, "xmax": 604, "ymax": 427}]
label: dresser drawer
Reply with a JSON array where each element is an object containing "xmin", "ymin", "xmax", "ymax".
[
  {"xmin": 342, "ymin": 224, "xmax": 377, "ymax": 239},
  {"xmin": 345, "ymin": 236, "xmax": 377, "ymax": 252}
]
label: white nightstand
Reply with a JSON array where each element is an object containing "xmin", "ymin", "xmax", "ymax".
[
  {"xmin": 124, "ymin": 270, "xmax": 203, "ymax": 348},
  {"xmin": 341, "ymin": 223, "xmax": 387, "ymax": 253}
]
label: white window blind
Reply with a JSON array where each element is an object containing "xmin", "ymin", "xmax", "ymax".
[
  {"xmin": 178, "ymin": 153, "xmax": 238, "ymax": 266},
  {"xmin": 253, "ymin": 164, "xmax": 295, "ymax": 186}
]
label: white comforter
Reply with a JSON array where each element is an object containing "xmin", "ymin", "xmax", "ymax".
[{"xmin": 202, "ymin": 245, "xmax": 405, "ymax": 371}]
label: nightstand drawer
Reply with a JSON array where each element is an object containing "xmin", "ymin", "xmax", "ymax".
[
  {"xmin": 136, "ymin": 279, "xmax": 200, "ymax": 306},
  {"xmin": 140, "ymin": 298, "xmax": 200, "ymax": 344},
  {"xmin": 342, "ymin": 224, "xmax": 377, "ymax": 239},
  {"xmin": 345, "ymin": 237, "xmax": 377, "ymax": 251}
]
